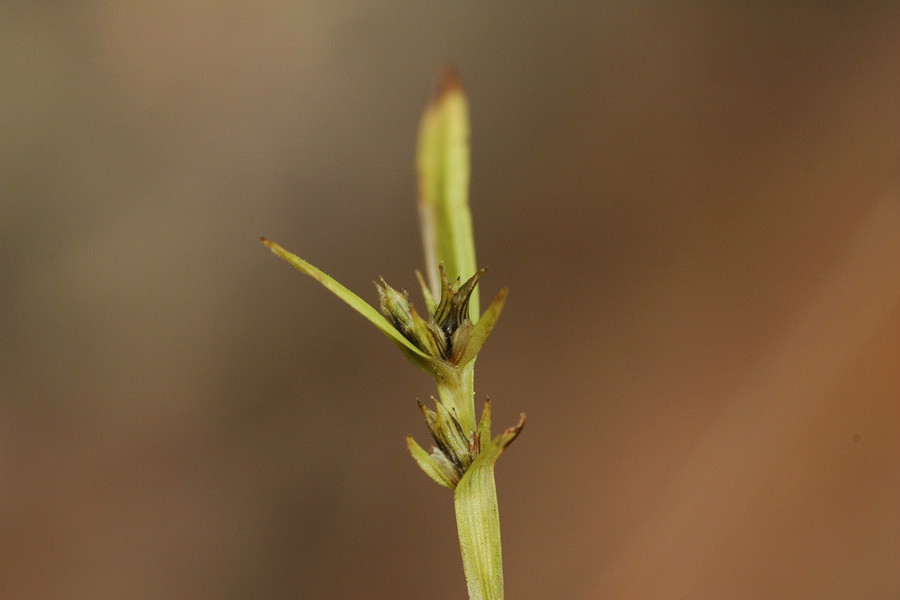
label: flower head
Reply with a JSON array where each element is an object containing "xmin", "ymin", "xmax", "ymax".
[{"xmin": 377, "ymin": 266, "xmax": 490, "ymax": 366}]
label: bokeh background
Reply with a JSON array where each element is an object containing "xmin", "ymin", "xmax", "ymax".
[{"xmin": 2, "ymin": 2, "xmax": 899, "ymax": 599}]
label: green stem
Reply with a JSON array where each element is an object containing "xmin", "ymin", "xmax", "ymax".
[
  {"xmin": 435, "ymin": 362, "xmax": 476, "ymax": 434},
  {"xmin": 436, "ymin": 362, "xmax": 508, "ymax": 600},
  {"xmin": 454, "ymin": 448, "xmax": 505, "ymax": 600},
  {"xmin": 416, "ymin": 67, "xmax": 519, "ymax": 600}
]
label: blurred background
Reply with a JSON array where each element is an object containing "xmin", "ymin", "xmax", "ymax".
[{"xmin": 2, "ymin": 1, "xmax": 899, "ymax": 599}]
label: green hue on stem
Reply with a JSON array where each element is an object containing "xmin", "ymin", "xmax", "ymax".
[
  {"xmin": 453, "ymin": 400, "xmax": 525, "ymax": 600},
  {"xmin": 455, "ymin": 448, "xmax": 504, "ymax": 599},
  {"xmin": 435, "ymin": 362, "xmax": 476, "ymax": 442}
]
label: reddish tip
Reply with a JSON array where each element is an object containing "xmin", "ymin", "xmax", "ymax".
[
  {"xmin": 432, "ymin": 65, "xmax": 464, "ymax": 103},
  {"xmin": 500, "ymin": 413, "xmax": 527, "ymax": 449}
]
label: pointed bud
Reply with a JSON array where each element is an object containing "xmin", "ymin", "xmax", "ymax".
[
  {"xmin": 449, "ymin": 322, "xmax": 473, "ymax": 365},
  {"xmin": 378, "ymin": 278, "xmax": 448, "ymax": 358},
  {"xmin": 372, "ymin": 267, "xmax": 500, "ymax": 368},
  {"xmin": 429, "ymin": 447, "xmax": 462, "ymax": 486},
  {"xmin": 419, "ymin": 399, "xmax": 468, "ymax": 471},
  {"xmin": 433, "ymin": 266, "xmax": 486, "ymax": 336},
  {"xmin": 411, "ymin": 306, "xmax": 449, "ymax": 358},
  {"xmin": 433, "ymin": 399, "xmax": 473, "ymax": 470},
  {"xmin": 377, "ymin": 279, "xmax": 416, "ymax": 338}
]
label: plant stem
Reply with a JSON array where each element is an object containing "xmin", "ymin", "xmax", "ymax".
[
  {"xmin": 417, "ymin": 67, "xmax": 521, "ymax": 600},
  {"xmin": 455, "ymin": 459, "xmax": 505, "ymax": 600},
  {"xmin": 435, "ymin": 362, "xmax": 476, "ymax": 434},
  {"xmin": 435, "ymin": 366, "xmax": 504, "ymax": 600}
]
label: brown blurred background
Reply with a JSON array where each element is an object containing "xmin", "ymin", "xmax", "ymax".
[{"xmin": 2, "ymin": 1, "xmax": 899, "ymax": 599}]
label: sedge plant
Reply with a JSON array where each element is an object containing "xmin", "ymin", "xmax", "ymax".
[{"xmin": 262, "ymin": 69, "xmax": 523, "ymax": 600}]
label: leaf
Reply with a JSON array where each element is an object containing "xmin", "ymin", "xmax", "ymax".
[
  {"xmin": 262, "ymin": 238, "xmax": 434, "ymax": 371},
  {"xmin": 417, "ymin": 67, "xmax": 480, "ymax": 319},
  {"xmin": 455, "ymin": 287, "xmax": 508, "ymax": 368}
]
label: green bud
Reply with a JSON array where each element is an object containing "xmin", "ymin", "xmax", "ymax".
[
  {"xmin": 411, "ymin": 306, "xmax": 449, "ymax": 358},
  {"xmin": 433, "ymin": 266, "xmax": 485, "ymax": 336},
  {"xmin": 429, "ymin": 447, "xmax": 462, "ymax": 487},
  {"xmin": 377, "ymin": 279, "xmax": 416, "ymax": 337},
  {"xmin": 377, "ymin": 278, "xmax": 449, "ymax": 358},
  {"xmin": 449, "ymin": 322, "xmax": 473, "ymax": 365}
]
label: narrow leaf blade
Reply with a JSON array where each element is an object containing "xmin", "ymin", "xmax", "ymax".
[
  {"xmin": 262, "ymin": 238, "xmax": 433, "ymax": 369},
  {"xmin": 417, "ymin": 68, "xmax": 479, "ymax": 318}
]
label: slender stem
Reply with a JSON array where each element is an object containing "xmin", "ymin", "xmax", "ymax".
[
  {"xmin": 436, "ymin": 364, "xmax": 506, "ymax": 600},
  {"xmin": 416, "ymin": 68, "xmax": 514, "ymax": 600},
  {"xmin": 455, "ymin": 460, "xmax": 504, "ymax": 600},
  {"xmin": 435, "ymin": 362, "xmax": 476, "ymax": 434}
]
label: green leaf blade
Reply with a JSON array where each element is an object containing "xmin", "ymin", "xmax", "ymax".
[
  {"xmin": 417, "ymin": 68, "xmax": 479, "ymax": 318},
  {"xmin": 262, "ymin": 238, "xmax": 434, "ymax": 371}
]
